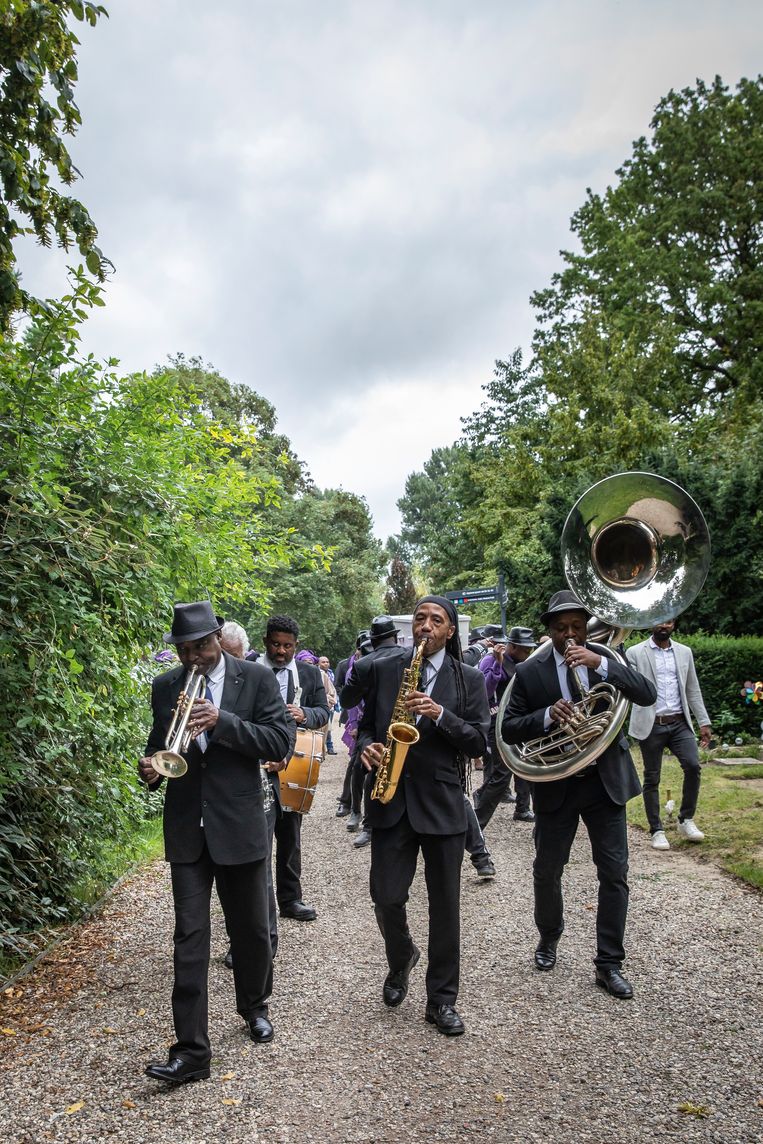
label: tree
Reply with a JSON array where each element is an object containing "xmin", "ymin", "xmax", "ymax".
[
  {"xmin": 532, "ymin": 75, "xmax": 763, "ymax": 423},
  {"xmin": 383, "ymin": 555, "xmax": 417, "ymax": 614},
  {"xmin": 259, "ymin": 488, "xmax": 385, "ymax": 662},
  {"xmin": 0, "ymin": 0, "xmax": 109, "ymax": 330}
]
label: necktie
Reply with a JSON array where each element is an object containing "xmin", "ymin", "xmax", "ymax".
[{"xmin": 421, "ymin": 660, "xmax": 433, "ymax": 693}]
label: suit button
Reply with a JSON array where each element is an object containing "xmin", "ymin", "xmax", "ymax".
[
  {"xmin": 202, "ymin": 800, "xmax": 207, "ymax": 807},
  {"xmin": 201, "ymin": 762, "xmax": 207, "ymax": 768}
]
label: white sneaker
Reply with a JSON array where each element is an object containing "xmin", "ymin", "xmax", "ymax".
[
  {"xmin": 677, "ymin": 818, "xmax": 704, "ymax": 842},
  {"xmin": 651, "ymin": 830, "xmax": 670, "ymax": 850}
]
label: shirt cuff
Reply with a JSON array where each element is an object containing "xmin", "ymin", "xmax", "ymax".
[
  {"xmin": 435, "ymin": 706, "xmax": 444, "ymax": 726},
  {"xmin": 597, "ymin": 656, "xmax": 608, "ymax": 679},
  {"xmin": 544, "ymin": 707, "xmax": 553, "ymax": 730}
]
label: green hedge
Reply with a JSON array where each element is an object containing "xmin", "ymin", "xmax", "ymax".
[{"xmin": 625, "ymin": 634, "xmax": 763, "ymax": 741}]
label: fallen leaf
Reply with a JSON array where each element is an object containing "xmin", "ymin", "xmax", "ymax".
[
  {"xmin": 1, "ymin": 1029, "xmax": 17, "ymax": 1036},
  {"xmin": 136, "ymin": 1008, "xmax": 146, "ymax": 1017},
  {"xmin": 220, "ymin": 1071, "xmax": 236, "ymax": 1082},
  {"xmin": 223, "ymin": 1097, "xmax": 242, "ymax": 1106},
  {"xmin": 102, "ymin": 1027, "xmax": 119, "ymax": 1034},
  {"xmin": 494, "ymin": 1093, "xmax": 506, "ymax": 1103},
  {"xmin": 65, "ymin": 1102, "xmax": 85, "ymax": 1115},
  {"xmin": 122, "ymin": 1099, "xmax": 136, "ymax": 1109},
  {"xmin": 677, "ymin": 1102, "xmax": 710, "ymax": 1119}
]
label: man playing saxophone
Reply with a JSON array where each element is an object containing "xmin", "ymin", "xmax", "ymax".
[{"xmin": 359, "ymin": 596, "xmax": 490, "ymax": 1036}]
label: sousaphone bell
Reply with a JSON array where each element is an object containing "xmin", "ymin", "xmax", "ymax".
[{"xmin": 495, "ymin": 472, "xmax": 711, "ymax": 782}]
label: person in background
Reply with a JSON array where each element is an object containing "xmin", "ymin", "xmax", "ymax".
[
  {"xmin": 318, "ymin": 655, "xmax": 339, "ymax": 753},
  {"xmin": 474, "ymin": 627, "xmax": 538, "ymax": 830},
  {"xmin": 626, "ymin": 619, "xmax": 711, "ymax": 849},
  {"xmin": 262, "ymin": 616, "xmax": 330, "ymax": 922}
]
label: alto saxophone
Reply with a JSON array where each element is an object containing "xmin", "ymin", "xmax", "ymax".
[{"xmin": 371, "ymin": 640, "xmax": 426, "ymax": 804}]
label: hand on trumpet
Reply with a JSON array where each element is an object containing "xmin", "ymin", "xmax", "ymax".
[
  {"xmin": 139, "ymin": 755, "xmax": 160, "ymax": 785},
  {"xmin": 187, "ymin": 696, "xmax": 220, "ymax": 737}
]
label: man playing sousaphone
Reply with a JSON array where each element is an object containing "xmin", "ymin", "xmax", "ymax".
[{"xmin": 502, "ymin": 590, "xmax": 656, "ymax": 999}]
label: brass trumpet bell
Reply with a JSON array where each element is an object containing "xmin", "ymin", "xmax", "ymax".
[{"xmin": 562, "ymin": 472, "xmax": 711, "ymax": 629}]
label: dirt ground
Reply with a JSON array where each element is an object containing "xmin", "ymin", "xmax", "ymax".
[{"xmin": 1, "ymin": 737, "xmax": 762, "ymax": 1143}]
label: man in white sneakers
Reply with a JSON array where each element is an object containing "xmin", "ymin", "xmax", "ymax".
[{"xmin": 627, "ymin": 619, "xmax": 711, "ymax": 850}]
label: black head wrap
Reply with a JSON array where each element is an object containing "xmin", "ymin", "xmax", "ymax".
[
  {"xmin": 414, "ymin": 595, "xmax": 462, "ymax": 661},
  {"xmin": 414, "ymin": 595, "xmax": 470, "ymax": 791}
]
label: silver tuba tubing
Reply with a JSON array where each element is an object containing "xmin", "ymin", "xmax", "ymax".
[{"xmin": 495, "ymin": 472, "xmax": 710, "ymax": 783}]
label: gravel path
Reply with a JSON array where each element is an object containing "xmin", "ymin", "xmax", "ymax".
[{"xmin": 2, "ymin": 741, "xmax": 762, "ymax": 1143}]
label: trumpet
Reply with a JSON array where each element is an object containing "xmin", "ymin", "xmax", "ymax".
[{"xmin": 152, "ymin": 666, "xmax": 208, "ymax": 778}]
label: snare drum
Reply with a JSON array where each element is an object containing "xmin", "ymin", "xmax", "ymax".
[{"xmin": 278, "ymin": 727, "xmax": 324, "ymax": 814}]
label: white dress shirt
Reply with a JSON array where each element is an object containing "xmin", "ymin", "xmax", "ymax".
[{"xmin": 649, "ymin": 637, "xmax": 682, "ymax": 715}]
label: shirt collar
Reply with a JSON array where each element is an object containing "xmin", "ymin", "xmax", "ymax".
[
  {"xmin": 207, "ymin": 654, "xmax": 226, "ymax": 686},
  {"xmin": 262, "ymin": 654, "xmax": 299, "ymax": 682},
  {"xmin": 425, "ymin": 646, "xmax": 447, "ymax": 671},
  {"xmin": 649, "ymin": 637, "xmax": 673, "ymax": 651}
]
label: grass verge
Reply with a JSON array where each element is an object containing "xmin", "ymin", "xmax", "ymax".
[
  {"xmin": 0, "ymin": 815, "xmax": 164, "ymax": 985},
  {"xmin": 627, "ymin": 751, "xmax": 763, "ymax": 891}
]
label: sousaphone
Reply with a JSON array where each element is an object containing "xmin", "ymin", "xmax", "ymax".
[{"xmin": 495, "ymin": 472, "xmax": 711, "ymax": 782}]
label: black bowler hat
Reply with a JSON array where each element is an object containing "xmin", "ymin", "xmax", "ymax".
[
  {"xmin": 540, "ymin": 590, "xmax": 591, "ymax": 626},
  {"xmin": 164, "ymin": 601, "xmax": 224, "ymax": 644},
  {"xmin": 369, "ymin": 615, "xmax": 400, "ymax": 640},
  {"xmin": 482, "ymin": 624, "xmax": 505, "ymax": 639},
  {"xmin": 356, "ymin": 629, "xmax": 371, "ymax": 649},
  {"xmin": 507, "ymin": 626, "xmax": 537, "ymax": 648}
]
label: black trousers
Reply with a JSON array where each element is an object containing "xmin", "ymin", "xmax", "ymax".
[
  {"xmin": 339, "ymin": 756, "xmax": 354, "ymax": 808},
  {"xmin": 274, "ymin": 809, "xmax": 303, "ymax": 906},
  {"xmin": 475, "ymin": 716, "xmax": 532, "ymax": 826},
  {"xmin": 370, "ymin": 812, "xmax": 465, "ymax": 1006},
  {"xmin": 464, "ymin": 796, "xmax": 489, "ymax": 862},
  {"xmin": 533, "ymin": 769, "xmax": 629, "ymax": 970},
  {"xmin": 638, "ymin": 718, "xmax": 701, "ymax": 831},
  {"xmin": 170, "ymin": 841, "xmax": 272, "ymax": 1065}
]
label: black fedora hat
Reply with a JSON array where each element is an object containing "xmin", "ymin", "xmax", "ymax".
[
  {"xmin": 507, "ymin": 626, "xmax": 537, "ymax": 648},
  {"xmin": 164, "ymin": 601, "xmax": 224, "ymax": 644},
  {"xmin": 540, "ymin": 590, "xmax": 591, "ymax": 626},
  {"xmin": 356, "ymin": 629, "xmax": 371, "ymax": 649},
  {"xmin": 369, "ymin": 615, "xmax": 400, "ymax": 640}
]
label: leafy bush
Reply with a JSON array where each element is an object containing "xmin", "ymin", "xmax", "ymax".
[{"xmin": 0, "ymin": 278, "xmax": 306, "ymax": 963}]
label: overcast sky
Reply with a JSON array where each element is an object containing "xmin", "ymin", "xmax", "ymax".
[{"xmin": 20, "ymin": 0, "xmax": 762, "ymax": 538}]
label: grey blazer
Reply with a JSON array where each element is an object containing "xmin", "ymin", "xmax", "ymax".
[{"xmin": 626, "ymin": 638, "xmax": 710, "ymax": 739}]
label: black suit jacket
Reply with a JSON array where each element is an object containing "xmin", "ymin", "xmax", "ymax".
[
  {"xmin": 145, "ymin": 652, "xmax": 291, "ymax": 865},
  {"xmin": 339, "ymin": 644, "xmax": 408, "ymax": 710},
  {"xmin": 501, "ymin": 642, "xmax": 657, "ymax": 812},
  {"xmin": 357, "ymin": 650, "xmax": 490, "ymax": 834}
]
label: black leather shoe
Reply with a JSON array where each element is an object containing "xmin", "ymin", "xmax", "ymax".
[
  {"xmin": 327, "ymin": 748, "xmax": 338, "ymax": 755},
  {"xmin": 248, "ymin": 1016, "xmax": 275, "ymax": 1043},
  {"xmin": 223, "ymin": 947, "xmax": 233, "ymax": 969},
  {"xmin": 595, "ymin": 968, "xmax": 634, "ymax": 999},
  {"xmin": 383, "ymin": 945, "xmax": 420, "ymax": 1007},
  {"xmin": 335, "ymin": 803, "xmax": 351, "ymax": 817},
  {"xmin": 279, "ymin": 900, "xmax": 317, "ymax": 921},
  {"xmin": 353, "ymin": 828, "xmax": 372, "ymax": 848},
  {"xmin": 513, "ymin": 809, "xmax": 535, "ymax": 822},
  {"xmin": 145, "ymin": 1057, "xmax": 210, "ymax": 1084},
  {"xmin": 473, "ymin": 858, "xmax": 496, "ymax": 878},
  {"xmin": 534, "ymin": 940, "xmax": 558, "ymax": 970},
  {"xmin": 425, "ymin": 1002, "xmax": 465, "ymax": 1036}
]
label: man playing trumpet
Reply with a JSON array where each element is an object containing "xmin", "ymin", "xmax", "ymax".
[{"xmin": 139, "ymin": 601, "xmax": 290, "ymax": 1084}]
